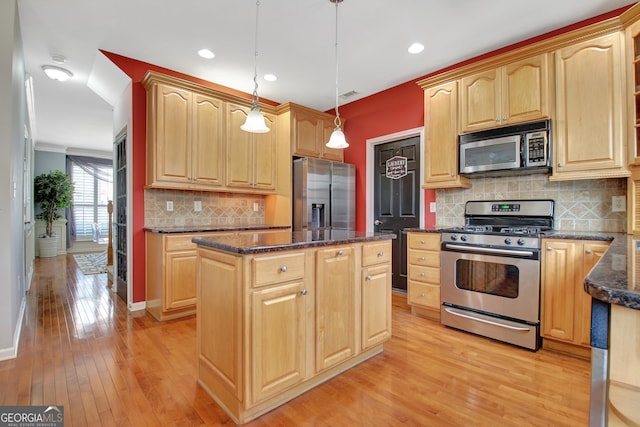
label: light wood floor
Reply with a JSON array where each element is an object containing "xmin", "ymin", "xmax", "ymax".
[{"xmin": 0, "ymin": 255, "xmax": 591, "ymax": 426}]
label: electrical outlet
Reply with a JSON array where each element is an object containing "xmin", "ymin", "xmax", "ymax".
[
  {"xmin": 194, "ymin": 201, "xmax": 202, "ymax": 212},
  {"xmin": 253, "ymin": 202, "xmax": 259, "ymax": 212},
  {"xmin": 612, "ymin": 196, "xmax": 626, "ymax": 212},
  {"xmin": 429, "ymin": 202, "xmax": 437, "ymax": 213},
  {"xmin": 166, "ymin": 201, "xmax": 173, "ymax": 212}
]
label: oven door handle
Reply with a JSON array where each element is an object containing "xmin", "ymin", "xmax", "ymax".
[
  {"xmin": 443, "ymin": 243, "xmax": 534, "ymax": 257},
  {"xmin": 444, "ymin": 307, "xmax": 531, "ymax": 332}
]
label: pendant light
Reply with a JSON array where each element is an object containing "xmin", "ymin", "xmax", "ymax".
[
  {"xmin": 241, "ymin": 0, "xmax": 270, "ymax": 133},
  {"xmin": 326, "ymin": 0, "xmax": 348, "ymax": 149}
]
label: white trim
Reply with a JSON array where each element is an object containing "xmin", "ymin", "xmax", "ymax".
[
  {"xmin": 365, "ymin": 127, "xmax": 425, "ymax": 233},
  {"xmin": 128, "ymin": 301, "xmax": 146, "ymax": 312},
  {"xmin": 0, "ymin": 298, "xmax": 26, "ymax": 361}
]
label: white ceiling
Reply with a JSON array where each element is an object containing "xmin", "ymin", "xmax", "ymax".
[{"xmin": 17, "ymin": 0, "xmax": 634, "ymax": 153}]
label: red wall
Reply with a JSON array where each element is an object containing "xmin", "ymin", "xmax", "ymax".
[{"xmin": 337, "ymin": 81, "xmax": 436, "ymax": 231}]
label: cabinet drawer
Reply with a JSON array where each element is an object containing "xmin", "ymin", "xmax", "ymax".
[
  {"xmin": 408, "ymin": 250, "xmax": 440, "ymax": 268},
  {"xmin": 252, "ymin": 252, "xmax": 306, "ymax": 287},
  {"xmin": 362, "ymin": 241, "xmax": 392, "ymax": 266},
  {"xmin": 408, "ymin": 281, "xmax": 440, "ymax": 309},
  {"xmin": 165, "ymin": 234, "xmax": 199, "ymax": 251},
  {"xmin": 408, "ymin": 233, "xmax": 440, "ymax": 251},
  {"xmin": 408, "ymin": 265, "xmax": 440, "ymax": 284}
]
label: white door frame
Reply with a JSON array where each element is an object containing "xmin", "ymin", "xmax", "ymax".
[{"xmin": 365, "ymin": 127, "xmax": 425, "ymax": 233}]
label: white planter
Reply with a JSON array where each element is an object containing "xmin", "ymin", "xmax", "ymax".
[{"xmin": 38, "ymin": 235, "xmax": 59, "ymax": 258}]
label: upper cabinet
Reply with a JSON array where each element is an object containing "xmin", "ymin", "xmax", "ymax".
[
  {"xmin": 460, "ymin": 54, "xmax": 550, "ymax": 132},
  {"xmin": 422, "ymin": 81, "xmax": 470, "ymax": 189},
  {"xmin": 552, "ymin": 32, "xmax": 629, "ymax": 181},
  {"xmin": 143, "ymin": 71, "xmax": 281, "ymax": 195},
  {"xmin": 627, "ymin": 16, "xmax": 640, "ymax": 165},
  {"xmin": 226, "ymin": 103, "xmax": 277, "ymax": 193},
  {"xmin": 145, "ymin": 81, "xmax": 225, "ymax": 190},
  {"xmin": 282, "ymin": 103, "xmax": 344, "ymax": 162}
]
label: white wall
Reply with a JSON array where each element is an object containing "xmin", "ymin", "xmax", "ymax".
[{"xmin": 0, "ymin": 0, "xmax": 28, "ymax": 360}]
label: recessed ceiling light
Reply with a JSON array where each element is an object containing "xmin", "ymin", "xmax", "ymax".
[
  {"xmin": 42, "ymin": 65, "xmax": 73, "ymax": 82},
  {"xmin": 263, "ymin": 74, "xmax": 277, "ymax": 82},
  {"xmin": 198, "ymin": 49, "xmax": 215, "ymax": 59},
  {"xmin": 408, "ymin": 43, "xmax": 425, "ymax": 54}
]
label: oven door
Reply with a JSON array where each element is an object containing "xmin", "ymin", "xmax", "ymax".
[{"xmin": 441, "ymin": 248, "xmax": 540, "ymax": 323}]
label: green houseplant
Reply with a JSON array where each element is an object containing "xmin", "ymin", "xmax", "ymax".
[{"xmin": 34, "ymin": 170, "xmax": 73, "ymax": 256}]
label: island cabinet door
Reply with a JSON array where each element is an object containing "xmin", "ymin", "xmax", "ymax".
[
  {"xmin": 361, "ymin": 263, "xmax": 391, "ymax": 350},
  {"xmin": 315, "ymin": 246, "xmax": 357, "ymax": 372},
  {"xmin": 251, "ymin": 281, "xmax": 308, "ymax": 403}
]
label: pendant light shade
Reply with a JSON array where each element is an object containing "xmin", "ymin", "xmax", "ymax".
[
  {"xmin": 326, "ymin": 0, "xmax": 348, "ymax": 149},
  {"xmin": 241, "ymin": 0, "xmax": 270, "ymax": 134}
]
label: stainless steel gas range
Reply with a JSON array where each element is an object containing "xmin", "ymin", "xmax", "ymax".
[{"xmin": 439, "ymin": 199, "xmax": 555, "ymax": 350}]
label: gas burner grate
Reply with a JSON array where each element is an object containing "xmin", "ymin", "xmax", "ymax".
[
  {"xmin": 499, "ymin": 227, "xmax": 542, "ymax": 235},
  {"xmin": 459, "ymin": 225, "xmax": 494, "ymax": 233}
]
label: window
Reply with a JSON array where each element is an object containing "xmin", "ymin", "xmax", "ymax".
[{"xmin": 71, "ymin": 163, "xmax": 113, "ymax": 240}]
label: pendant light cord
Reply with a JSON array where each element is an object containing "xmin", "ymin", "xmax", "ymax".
[
  {"xmin": 251, "ymin": 0, "xmax": 261, "ymax": 106},
  {"xmin": 333, "ymin": 0, "xmax": 342, "ymax": 128}
]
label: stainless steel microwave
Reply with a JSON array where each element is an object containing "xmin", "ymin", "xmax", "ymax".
[{"xmin": 459, "ymin": 120, "xmax": 551, "ymax": 176}]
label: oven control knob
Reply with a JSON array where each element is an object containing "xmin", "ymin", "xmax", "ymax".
[
  {"xmin": 504, "ymin": 237, "xmax": 512, "ymax": 245},
  {"xmin": 517, "ymin": 238, "xmax": 526, "ymax": 246},
  {"xmin": 460, "ymin": 235, "xmax": 467, "ymax": 242},
  {"xmin": 450, "ymin": 234, "xmax": 458, "ymax": 241}
]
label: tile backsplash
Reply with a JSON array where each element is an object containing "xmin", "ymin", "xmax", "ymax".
[
  {"xmin": 145, "ymin": 189, "xmax": 265, "ymax": 228},
  {"xmin": 435, "ymin": 174, "xmax": 627, "ymax": 233}
]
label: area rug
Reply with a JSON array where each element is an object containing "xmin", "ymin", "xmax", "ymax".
[{"xmin": 73, "ymin": 251, "xmax": 107, "ymax": 275}]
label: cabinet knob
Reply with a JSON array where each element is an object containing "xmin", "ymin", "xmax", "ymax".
[
  {"xmin": 420, "ymin": 292, "xmax": 426, "ymax": 297},
  {"xmin": 300, "ymin": 289, "xmax": 308, "ymax": 295},
  {"xmin": 420, "ymin": 256, "xmax": 426, "ymax": 261},
  {"xmin": 337, "ymin": 250, "xmax": 344, "ymax": 256},
  {"xmin": 377, "ymin": 251, "xmax": 384, "ymax": 257},
  {"xmin": 450, "ymin": 173, "xmax": 455, "ymax": 177},
  {"xmin": 546, "ymin": 247, "xmax": 552, "ymax": 251},
  {"xmin": 420, "ymin": 240, "xmax": 425, "ymax": 244},
  {"xmin": 558, "ymin": 163, "xmax": 564, "ymax": 168},
  {"xmin": 495, "ymin": 118, "xmax": 500, "ymax": 122},
  {"xmin": 502, "ymin": 117, "xmax": 507, "ymax": 121},
  {"xmin": 585, "ymin": 249, "xmax": 593, "ymax": 254},
  {"xmin": 420, "ymin": 272, "xmax": 425, "ymax": 277},
  {"xmin": 365, "ymin": 275, "xmax": 372, "ymax": 281},
  {"xmin": 280, "ymin": 265, "xmax": 288, "ymax": 272}
]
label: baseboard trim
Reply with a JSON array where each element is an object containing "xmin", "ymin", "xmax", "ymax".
[
  {"xmin": 0, "ymin": 297, "xmax": 26, "ymax": 361},
  {"xmin": 129, "ymin": 301, "xmax": 146, "ymax": 312}
]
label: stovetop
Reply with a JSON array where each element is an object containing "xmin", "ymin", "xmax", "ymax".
[{"xmin": 445, "ymin": 225, "xmax": 546, "ymax": 236}]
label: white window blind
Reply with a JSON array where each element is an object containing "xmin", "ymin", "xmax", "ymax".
[{"xmin": 71, "ymin": 164, "xmax": 113, "ymax": 239}]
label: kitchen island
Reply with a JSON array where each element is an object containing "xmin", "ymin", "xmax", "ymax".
[{"xmin": 193, "ymin": 229, "xmax": 395, "ymax": 424}]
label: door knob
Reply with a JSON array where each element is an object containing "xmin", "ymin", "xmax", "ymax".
[{"xmin": 374, "ymin": 220, "xmax": 383, "ymax": 226}]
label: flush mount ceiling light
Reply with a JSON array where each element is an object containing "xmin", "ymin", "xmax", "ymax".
[
  {"xmin": 326, "ymin": 0, "xmax": 348, "ymax": 149},
  {"xmin": 42, "ymin": 65, "xmax": 73, "ymax": 82},
  {"xmin": 198, "ymin": 48, "xmax": 215, "ymax": 59},
  {"xmin": 241, "ymin": 0, "xmax": 270, "ymax": 133}
]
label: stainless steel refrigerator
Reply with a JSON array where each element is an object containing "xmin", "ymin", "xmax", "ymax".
[{"xmin": 293, "ymin": 157, "xmax": 355, "ymax": 231}]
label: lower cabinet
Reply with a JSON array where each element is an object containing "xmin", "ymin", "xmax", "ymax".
[
  {"xmin": 196, "ymin": 240, "xmax": 392, "ymax": 424},
  {"xmin": 406, "ymin": 232, "xmax": 441, "ymax": 320},
  {"xmin": 541, "ymin": 238, "xmax": 610, "ymax": 356}
]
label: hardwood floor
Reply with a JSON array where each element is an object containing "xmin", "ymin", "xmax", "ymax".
[{"xmin": 0, "ymin": 255, "xmax": 591, "ymax": 426}]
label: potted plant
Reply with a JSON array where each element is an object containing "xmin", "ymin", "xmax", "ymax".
[{"xmin": 34, "ymin": 170, "xmax": 73, "ymax": 257}]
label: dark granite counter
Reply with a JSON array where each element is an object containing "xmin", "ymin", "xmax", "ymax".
[
  {"xmin": 193, "ymin": 229, "xmax": 397, "ymax": 254},
  {"xmin": 144, "ymin": 224, "xmax": 290, "ymax": 233},
  {"xmin": 402, "ymin": 227, "xmax": 441, "ymax": 233}
]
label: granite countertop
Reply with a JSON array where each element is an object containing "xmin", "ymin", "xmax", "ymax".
[
  {"xmin": 144, "ymin": 224, "xmax": 290, "ymax": 233},
  {"xmin": 193, "ymin": 229, "xmax": 397, "ymax": 254}
]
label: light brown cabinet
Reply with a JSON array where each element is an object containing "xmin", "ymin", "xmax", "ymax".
[
  {"xmin": 422, "ymin": 81, "xmax": 470, "ymax": 189},
  {"xmin": 406, "ymin": 232, "xmax": 441, "ymax": 320},
  {"xmin": 144, "ymin": 78, "xmax": 225, "ymax": 190},
  {"xmin": 196, "ymin": 239, "xmax": 392, "ymax": 423},
  {"xmin": 225, "ymin": 102, "xmax": 277, "ymax": 193},
  {"xmin": 552, "ymin": 32, "xmax": 629, "ymax": 181},
  {"xmin": 460, "ymin": 54, "xmax": 550, "ymax": 132},
  {"xmin": 626, "ymin": 18, "xmax": 640, "ymax": 165},
  {"xmin": 288, "ymin": 104, "xmax": 344, "ymax": 162},
  {"xmin": 541, "ymin": 238, "xmax": 610, "ymax": 355}
]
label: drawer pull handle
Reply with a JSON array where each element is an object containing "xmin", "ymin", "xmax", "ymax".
[
  {"xmin": 280, "ymin": 266, "xmax": 287, "ymax": 272},
  {"xmin": 420, "ymin": 292, "xmax": 426, "ymax": 297},
  {"xmin": 300, "ymin": 289, "xmax": 308, "ymax": 295},
  {"xmin": 365, "ymin": 275, "xmax": 372, "ymax": 281},
  {"xmin": 585, "ymin": 249, "xmax": 593, "ymax": 254},
  {"xmin": 377, "ymin": 251, "xmax": 384, "ymax": 257},
  {"xmin": 337, "ymin": 250, "xmax": 344, "ymax": 256}
]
